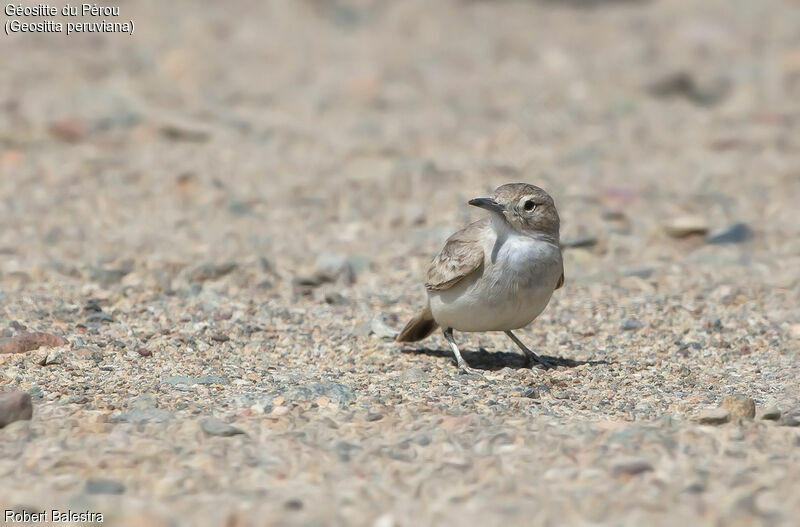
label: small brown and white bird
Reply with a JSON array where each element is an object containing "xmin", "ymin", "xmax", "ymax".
[{"xmin": 396, "ymin": 183, "xmax": 564, "ymax": 374}]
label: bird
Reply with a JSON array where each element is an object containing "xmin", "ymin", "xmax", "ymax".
[{"xmin": 396, "ymin": 183, "xmax": 564, "ymax": 375}]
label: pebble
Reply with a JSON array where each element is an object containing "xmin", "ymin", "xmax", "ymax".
[
  {"xmin": 88, "ymin": 266, "xmax": 132, "ymax": 287},
  {"xmin": 620, "ymin": 318, "xmax": 644, "ymax": 331},
  {"xmin": 611, "ymin": 458, "xmax": 654, "ymax": 477},
  {"xmin": 371, "ymin": 315, "xmax": 398, "ymax": 340},
  {"xmin": 113, "ymin": 408, "xmax": 173, "ymax": 424},
  {"xmin": 696, "ymin": 408, "xmax": 730, "ymax": 425},
  {"xmin": 522, "ymin": 387, "xmax": 539, "ymax": 399},
  {"xmin": 164, "ymin": 375, "xmax": 229, "ymax": 387},
  {"xmin": 706, "ymin": 222, "xmax": 752, "ymax": 244},
  {"xmin": 0, "ymin": 332, "xmax": 67, "ymax": 354},
  {"xmin": 780, "ymin": 408, "xmax": 800, "ymax": 427},
  {"xmin": 201, "ymin": 417, "xmax": 246, "ymax": 437},
  {"xmin": 275, "ymin": 382, "xmax": 355, "ymax": 408},
  {"xmin": 210, "ymin": 333, "xmax": 230, "ymax": 343},
  {"xmin": 85, "ymin": 478, "xmax": 126, "ymax": 495},
  {"xmin": 647, "ymin": 70, "xmax": 729, "ymax": 106},
  {"xmin": 720, "ymin": 395, "xmax": 755, "ymax": 422},
  {"xmin": 759, "ymin": 405, "xmax": 781, "ymax": 421},
  {"xmin": 314, "ymin": 253, "xmax": 356, "ymax": 285},
  {"xmin": 662, "ymin": 215, "xmax": 709, "ymax": 238},
  {"xmin": 86, "ymin": 311, "xmax": 113, "ymax": 323},
  {"xmin": 189, "ymin": 262, "xmax": 237, "ymax": 283},
  {"xmin": 292, "ymin": 276, "xmax": 323, "ymax": 287},
  {"xmin": 324, "ymin": 292, "xmax": 349, "ymax": 305},
  {"xmin": 160, "ymin": 119, "xmax": 212, "ymax": 142},
  {"xmin": 129, "ymin": 393, "xmax": 158, "ymax": 410},
  {"xmin": 38, "ymin": 351, "xmax": 63, "ymax": 366},
  {"xmin": 0, "ymin": 391, "xmax": 33, "ymax": 428}
]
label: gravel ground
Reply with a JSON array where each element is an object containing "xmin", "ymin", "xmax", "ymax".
[{"xmin": 1, "ymin": 0, "xmax": 800, "ymax": 525}]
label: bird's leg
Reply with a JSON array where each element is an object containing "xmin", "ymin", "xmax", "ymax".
[
  {"xmin": 443, "ymin": 328, "xmax": 481, "ymax": 376},
  {"xmin": 504, "ymin": 330, "xmax": 556, "ymax": 369}
]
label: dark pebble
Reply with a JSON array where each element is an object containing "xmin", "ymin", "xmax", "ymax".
[
  {"xmin": 324, "ymin": 292, "xmax": 349, "ymax": 305},
  {"xmin": 620, "ymin": 318, "xmax": 644, "ymax": 331},
  {"xmin": 611, "ymin": 458, "xmax": 654, "ymax": 477},
  {"xmin": 85, "ymin": 478, "xmax": 125, "ymax": 495},
  {"xmin": 0, "ymin": 391, "xmax": 33, "ymax": 428},
  {"xmin": 201, "ymin": 417, "xmax": 246, "ymax": 437},
  {"xmin": 86, "ymin": 312, "xmax": 113, "ymax": 323},
  {"xmin": 706, "ymin": 223, "xmax": 752, "ymax": 244},
  {"xmin": 113, "ymin": 408, "xmax": 172, "ymax": 424},
  {"xmin": 522, "ymin": 387, "xmax": 540, "ymax": 399}
]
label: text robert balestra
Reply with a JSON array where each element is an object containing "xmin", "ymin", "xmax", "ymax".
[{"xmin": 5, "ymin": 509, "xmax": 104, "ymax": 523}]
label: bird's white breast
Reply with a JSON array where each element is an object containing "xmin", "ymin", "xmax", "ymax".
[{"xmin": 428, "ymin": 226, "xmax": 562, "ymax": 332}]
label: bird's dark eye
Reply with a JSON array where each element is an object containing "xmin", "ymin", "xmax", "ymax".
[{"xmin": 523, "ymin": 200, "xmax": 535, "ymax": 211}]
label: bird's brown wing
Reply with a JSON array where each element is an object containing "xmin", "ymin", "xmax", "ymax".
[{"xmin": 425, "ymin": 219, "xmax": 487, "ymax": 291}]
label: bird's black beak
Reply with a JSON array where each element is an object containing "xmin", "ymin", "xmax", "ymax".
[{"xmin": 468, "ymin": 197, "xmax": 505, "ymax": 214}]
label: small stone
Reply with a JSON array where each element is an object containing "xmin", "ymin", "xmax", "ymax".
[
  {"xmin": 789, "ymin": 324, "xmax": 800, "ymax": 340},
  {"xmin": 611, "ymin": 458, "xmax": 653, "ymax": 477},
  {"xmin": 38, "ymin": 351, "xmax": 63, "ymax": 366},
  {"xmin": 324, "ymin": 292, "xmax": 349, "ymax": 305},
  {"xmin": 560, "ymin": 234, "xmax": 597, "ymax": 249},
  {"xmin": 366, "ymin": 411, "xmax": 384, "ymax": 422},
  {"xmin": 113, "ymin": 408, "xmax": 172, "ymax": 424},
  {"xmin": 277, "ymin": 382, "xmax": 355, "ymax": 408},
  {"xmin": 602, "ymin": 209, "xmax": 627, "ymax": 221},
  {"xmin": 780, "ymin": 408, "xmax": 800, "ymax": 427},
  {"xmin": 620, "ymin": 318, "xmax": 644, "ymax": 331},
  {"xmin": 284, "ymin": 499, "xmax": 304, "ymax": 511},
  {"xmin": 706, "ymin": 222, "xmax": 752, "ymax": 244},
  {"xmin": 622, "ymin": 267, "xmax": 653, "ymax": 279},
  {"xmin": 194, "ymin": 375, "xmax": 229, "ymax": 385},
  {"xmin": 137, "ymin": 348, "xmax": 152, "ymax": 357},
  {"xmin": 88, "ymin": 265, "xmax": 132, "ymax": 287},
  {"xmin": 86, "ymin": 311, "xmax": 113, "ymax": 323},
  {"xmin": 371, "ymin": 315, "xmax": 398, "ymax": 340},
  {"xmin": 720, "ymin": 395, "xmax": 756, "ymax": 422},
  {"xmin": 0, "ymin": 332, "xmax": 67, "ymax": 354},
  {"xmin": 0, "ymin": 392, "xmax": 33, "ymax": 428},
  {"xmin": 759, "ymin": 405, "xmax": 781, "ymax": 421},
  {"xmin": 522, "ymin": 387, "xmax": 539, "ymax": 399},
  {"xmin": 210, "ymin": 333, "xmax": 230, "ymax": 343},
  {"xmin": 164, "ymin": 375, "xmax": 194, "ymax": 386},
  {"xmin": 129, "ymin": 393, "xmax": 158, "ymax": 410},
  {"xmin": 160, "ymin": 119, "xmax": 212, "ymax": 142},
  {"xmin": 314, "ymin": 253, "xmax": 356, "ymax": 285},
  {"xmin": 696, "ymin": 407, "xmax": 730, "ymax": 425},
  {"xmin": 292, "ymin": 276, "xmax": 323, "ymax": 287},
  {"xmin": 663, "ymin": 215, "xmax": 709, "ymax": 238},
  {"xmin": 49, "ymin": 118, "xmax": 86, "ymax": 142},
  {"xmin": 85, "ymin": 478, "xmax": 125, "ymax": 495},
  {"xmin": 189, "ymin": 262, "xmax": 236, "ymax": 283},
  {"xmin": 201, "ymin": 417, "xmax": 246, "ymax": 437}
]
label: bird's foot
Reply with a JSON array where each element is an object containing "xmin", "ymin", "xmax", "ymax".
[
  {"xmin": 457, "ymin": 362, "xmax": 483, "ymax": 377},
  {"xmin": 526, "ymin": 352, "xmax": 556, "ymax": 370}
]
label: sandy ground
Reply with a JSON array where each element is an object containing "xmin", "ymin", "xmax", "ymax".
[{"xmin": 1, "ymin": 0, "xmax": 800, "ymax": 525}]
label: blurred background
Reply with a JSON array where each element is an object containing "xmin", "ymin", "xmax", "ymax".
[
  {"xmin": 2, "ymin": 0, "xmax": 800, "ymax": 525},
  {"xmin": 2, "ymin": 0, "xmax": 798, "ymax": 275}
]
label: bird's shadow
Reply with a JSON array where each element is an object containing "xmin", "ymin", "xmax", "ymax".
[{"xmin": 399, "ymin": 347, "xmax": 610, "ymax": 371}]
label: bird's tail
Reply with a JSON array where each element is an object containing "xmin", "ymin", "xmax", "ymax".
[{"xmin": 396, "ymin": 304, "xmax": 438, "ymax": 342}]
